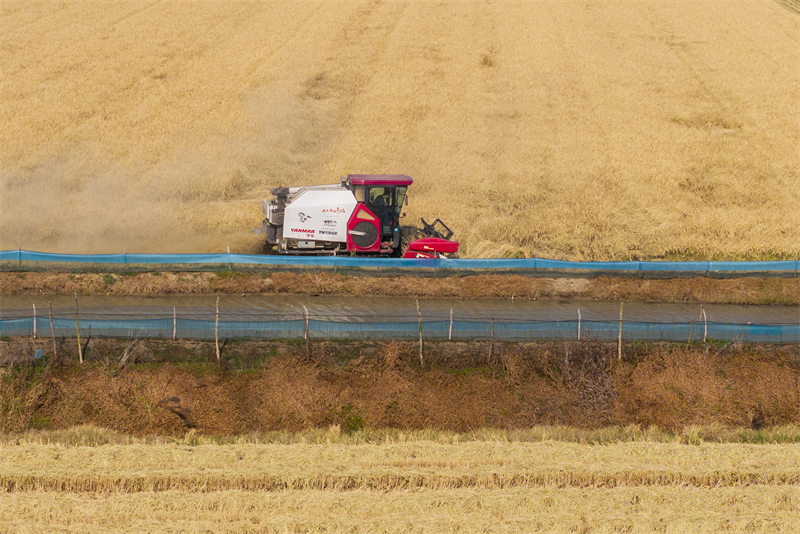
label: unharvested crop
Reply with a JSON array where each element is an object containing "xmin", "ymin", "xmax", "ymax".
[{"xmin": 1, "ymin": 1, "xmax": 798, "ymax": 260}]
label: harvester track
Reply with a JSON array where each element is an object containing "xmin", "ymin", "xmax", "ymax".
[{"xmin": 774, "ymin": 0, "xmax": 800, "ymax": 14}]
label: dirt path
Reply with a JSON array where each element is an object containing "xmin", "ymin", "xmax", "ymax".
[{"xmin": 2, "ymin": 271, "xmax": 797, "ymax": 305}]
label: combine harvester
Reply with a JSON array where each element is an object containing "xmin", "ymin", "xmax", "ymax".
[{"xmin": 255, "ymin": 174, "xmax": 458, "ymax": 258}]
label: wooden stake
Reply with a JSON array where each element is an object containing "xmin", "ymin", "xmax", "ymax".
[
  {"xmin": 32, "ymin": 304, "xmax": 36, "ymax": 339},
  {"xmin": 577, "ymin": 308, "xmax": 581, "ymax": 341},
  {"xmin": 172, "ymin": 306, "xmax": 177, "ymax": 341},
  {"xmin": 75, "ymin": 292, "xmax": 83, "ymax": 364},
  {"xmin": 215, "ymin": 297, "xmax": 220, "ymax": 362},
  {"xmin": 49, "ymin": 302, "xmax": 57, "ymax": 362},
  {"xmin": 489, "ymin": 314, "xmax": 495, "ymax": 362},
  {"xmin": 701, "ymin": 305, "xmax": 708, "ymax": 343},
  {"xmin": 303, "ymin": 305, "xmax": 310, "ymax": 360},
  {"xmin": 416, "ymin": 299, "xmax": 424, "ymax": 367},
  {"xmin": 449, "ymin": 308, "xmax": 453, "ymax": 341},
  {"xmin": 617, "ymin": 302, "xmax": 623, "ymax": 361}
]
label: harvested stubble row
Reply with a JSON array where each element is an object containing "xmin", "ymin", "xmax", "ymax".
[
  {"xmin": 2, "ymin": 441, "xmax": 800, "ymax": 493},
  {"xmin": 3, "ymin": 487, "xmax": 799, "ymax": 534}
]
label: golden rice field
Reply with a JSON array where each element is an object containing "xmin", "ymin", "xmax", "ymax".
[
  {"xmin": 1, "ymin": 428, "xmax": 799, "ymax": 533},
  {"xmin": 1, "ymin": 1, "xmax": 798, "ymax": 260}
]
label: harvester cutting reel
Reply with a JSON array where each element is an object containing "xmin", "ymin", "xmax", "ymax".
[
  {"xmin": 399, "ymin": 218, "xmax": 457, "ymax": 259},
  {"xmin": 254, "ymin": 174, "xmax": 459, "ymax": 258}
]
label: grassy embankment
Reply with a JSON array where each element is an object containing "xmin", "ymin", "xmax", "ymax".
[
  {"xmin": 2, "ymin": 340, "xmax": 797, "ymax": 434},
  {"xmin": 1, "ymin": 1, "xmax": 798, "ymax": 260}
]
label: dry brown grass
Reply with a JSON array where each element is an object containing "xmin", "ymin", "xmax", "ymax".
[
  {"xmin": 1, "ymin": 1, "xmax": 798, "ymax": 260},
  {"xmin": 1, "ymin": 342, "xmax": 797, "ymax": 434}
]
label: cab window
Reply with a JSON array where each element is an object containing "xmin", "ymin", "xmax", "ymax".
[
  {"xmin": 369, "ymin": 187, "xmax": 392, "ymax": 208},
  {"xmin": 353, "ymin": 185, "xmax": 366, "ymax": 203},
  {"xmin": 395, "ymin": 187, "xmax": 407, "ymax": 214}
]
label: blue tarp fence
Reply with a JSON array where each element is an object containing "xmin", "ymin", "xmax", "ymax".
[
  {"xmin": 1, "ymin": 249, "xmax": 798, "ymax": 277},
  {"xmin": 2, "ymin": 309, "xmax": 797, "ymax": 344}
]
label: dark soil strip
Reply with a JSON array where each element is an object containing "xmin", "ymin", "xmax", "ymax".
[{"xmin": 2, "ymin": 272, "xmax": 798, "ymax": 305}]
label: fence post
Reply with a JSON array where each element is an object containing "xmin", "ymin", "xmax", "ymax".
[
  {"xmin": 172, "ymin": 306, "xmax": 177, "ymax": 341},
  {"xmin": 489, "ymin": 314, "xmax": 495, "ymax": 362},
  {"xmin": 617, "ymin": 302, "xmax": 623, "ymax": 361},
  {"xmin": 416, "ymin": 299, "xmax": 424, "ymax": 367},
  {"xmin": 577, "ymin": 308, "xmax": 581, "ymax": 341},
  {"xmin": 215, "ymin": 297, "xmax": 220, "ymax": 362},
  {"xmin": 75, "ymin": 292, "xmax": 83, "ymax": 364},
  {"xmin": 49, "ymin": 302, "xmax": 57, "ymax": 362},
  {"xmin": 33, "ymin": 304, "xmax": 36, "ymax": 339},
  {"xmin": 303, "ymin": 305, "xmax": 310, "ymax": 360},
  {"xmin": 18, "ymin": 248, "xmax": 21, "ymax": 271},
  {"xmin": 227, "ymin": 246, "xmax": 232, "ymax": 271},
  {"xmin": 702, "ymin": 305, "xmax": 708, "ymax": 343},
  {"xmin": 449, "ymin": 308, "xmax": 453, "ymax": 341}
]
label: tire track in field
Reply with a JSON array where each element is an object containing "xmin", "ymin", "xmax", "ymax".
[
  {"xmin": 639, "ymin": 0, "xmax": 800, "ymax": 211},
  {"xmin": 104, "ymin": 0, "xmax": 164, "ymax": 28},
  {"xmin": 297, "ymin": 1, "xmax": 411, "ymax": 119},
  {"xmin": 0, "ymin": 1, "xmax": 158, "ymax": 38},
  {"xmin": 0, "ymin": 2, "xmax": 66, "ymax": 38},
  {"xmin": 239, "ymin": 0, "xmax": 412, "ymax": 189},
  {"xmin": 774, "ymin": 0, "xmax": 800, "ymax": 14},
  {"xmin": 158, "ymin": 1, "xmax": 328, "ymax": 164},
  {"xmin": 68, "ymin": 2, "xmax": 257, "ymax": 146},
  {"xmin": 169, "ymin": 1, "xmax": 413, "ymax": 206}
]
